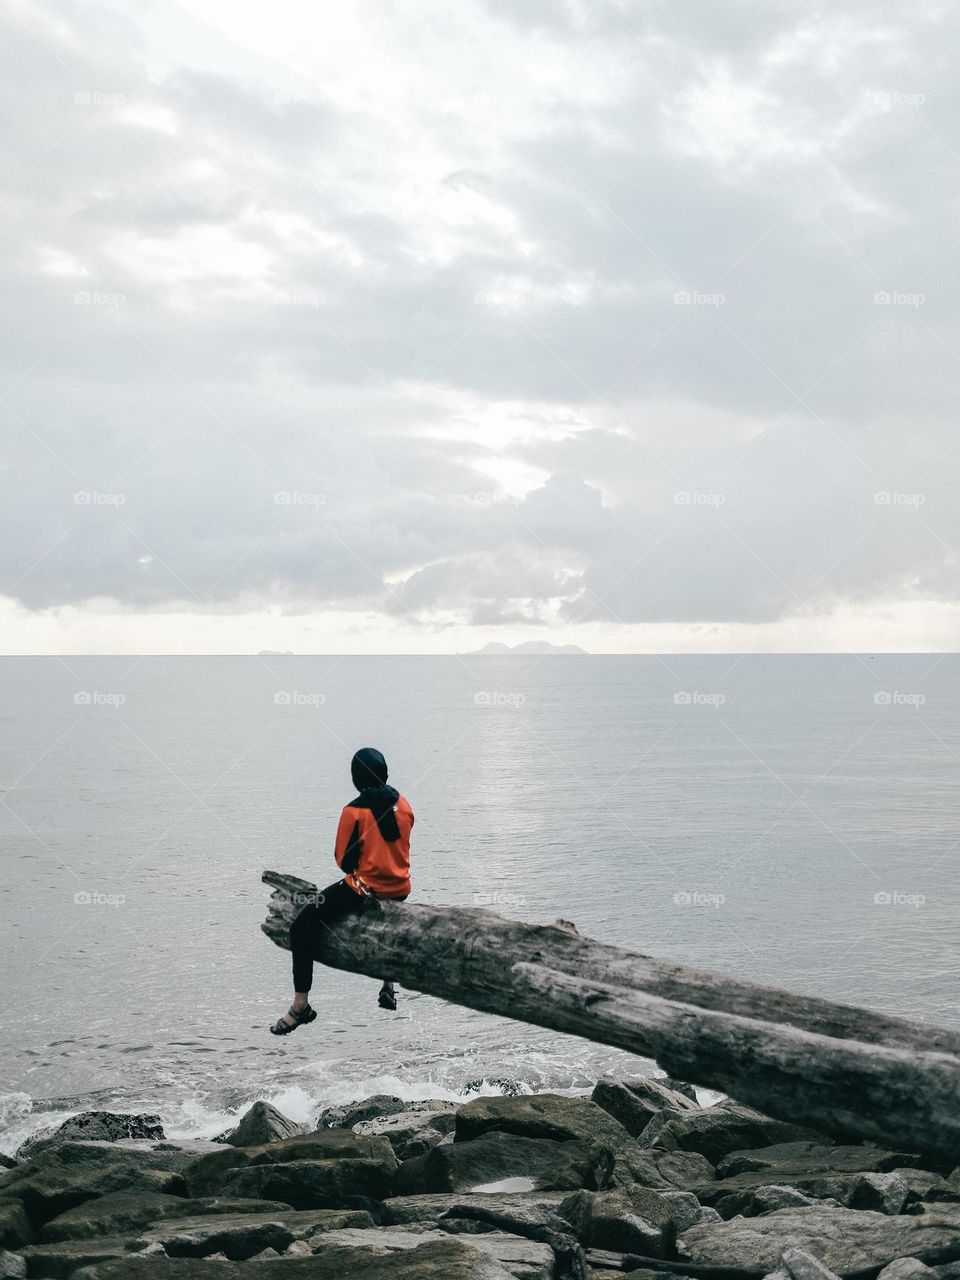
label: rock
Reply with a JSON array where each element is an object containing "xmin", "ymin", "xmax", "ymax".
[
  {"xmin": 223, "ymin": 1103, "xmax": 307, "ymax": 1148},
  {"xmin": 392, "ymin": 1132, "xmax": 600, "ymax": 1195},
  {"xmin": 656, "ymin": 1077, "xmax": 699, "ymax": 1103},
  {"xmin": 0, "ymin": 1251, "xmax": 25, "ymax": 1280},
  {"xmin": 38, "ymin": 1192, "xmax": 297, "ymax": 1241},
  {"xmin": 383, "ymin": 1192, "xmax": 567, "ymax": 1226},
  {"xmin": 717, "ymin": 1141, "xmax": 924, "ymax": 1179},
  {"xmin": 306, "ymin": 1226, "xmax": 554, "ymax": 1280},
  {"xmin": 876, "ymin": 1260, "xmax": 934, "ymax": 1280},
  {"xmin": 714, "ymin": 1184, "xmax": 821, "ymax": 1219},
  {"xmin": 806, "ymin": 1171, "xmax": 912, "ymax": 1215},
  {"xmin": 558, "ymin": 1185, "xmax": 675, "ymax": 1255},
  {"xmin": 354, "ymin": 1109, "xmax": 457, "ymax": 1161},
  {"xmin": 181, "ymin": 1132, "xmax": 397, "ymax": 1209},
  {"xmin": 137, "ymin": 1209, "xmax": 377, "ymax": 1260},
  {"xmin": 0, "ymin": 1159, "xmax": 16, "ymax": 1172},
  {"xmin": 19, "ymin": 1234, "xmax": 143, "ymax": 1278},
  {"xmin": 0, "ymin": 1142, "xmax": 200, "ymax": 1227},
  {"xmin": 679, "ymin": 1203, "xmax": 960, "ymax": 1277},
  {"xmin": 640, "ymin": 1103, "xmax": 823, "ymax": 1166},
  {"xmin": 455, "ymin": 1094, "xmax": 634, "ymax": 1150},
  {"xmin": 591, "ymin": 1076, "xmax": 698, "ymax": 1138},
  {"xmin": 285, "ymin": 1241, "xmax": 313, "ymax": 1256},
  {"xmin": 0, "ymin": 1203, "xmax": 32, "ymax": 1250},
  {"xmin": 16, "ymin": 1115, "xmax": 165, "ymax": 1161},
  {"xmin": 248, "ymin": 1247, "xmax": 282, "ymax": 1260},
  {"xmin": 317, "ymin": 1098, "xmax": 407, "ymax": 1130},
  {"xmin": 781, "ymin": 1247, "xmax": 843, "ymax": 1280},
  {"xmin": 73, "ymin": 1239, "xmax": 521, "ymax": 1277},
  {"xmin": 659, "ymin": 1191, "xmax": 712, "ymax": 1232}
]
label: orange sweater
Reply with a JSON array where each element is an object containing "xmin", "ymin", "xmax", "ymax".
[{"xmin": 335, "ymin": 794, "xmax": 414, "ymax": 898}]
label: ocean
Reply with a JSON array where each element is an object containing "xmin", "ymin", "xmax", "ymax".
[{"xmin": 0, "ymin": 653, "xmax": 956, "ymax": 1154}]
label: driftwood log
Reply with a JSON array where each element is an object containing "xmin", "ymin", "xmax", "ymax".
[{"xmin": 262, "ymin": 869, "xmax": 960, "ymax": 1164}]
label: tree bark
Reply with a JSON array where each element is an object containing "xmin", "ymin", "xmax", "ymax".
[{"xmin": 262, "ymin": 870, "xmax": 960, "ymax": 1163}]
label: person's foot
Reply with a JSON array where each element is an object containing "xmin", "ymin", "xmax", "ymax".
[
  {"xmin": 378, "ymin": 985, "xmax": 397, "ymax": 1011},
  {"xmin": 270, "ymin": 1003, "xmax": 317, "ymax": 1035}
]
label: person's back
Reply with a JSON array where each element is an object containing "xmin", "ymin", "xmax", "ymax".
[{"xmin": 337, "ymin": 791, "xmax": 414, "ymax": 899}]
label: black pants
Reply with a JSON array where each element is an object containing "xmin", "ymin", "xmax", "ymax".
[{"xmin": 290, "ymin": 879, "xmax": 367, "ymax": 994}]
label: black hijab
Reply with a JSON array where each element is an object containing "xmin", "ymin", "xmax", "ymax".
[{"xmin": 350, "ymin": 747, "xmax": 401, "ymax": 842}]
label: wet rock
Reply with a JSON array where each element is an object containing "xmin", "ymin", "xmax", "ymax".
[
  {"xmin": 714, "ymin": 1184, "xmax": 822, "ymax": 1219},
  {"xmin": 0, "ymin": 1251, "xmax": 25, "ymax": 1280},
  {"xmin": 591, "ymin": 1076, "xmax": 698, "ymax": 1138},
  {"xmin": 383, "ymin": 1192, "xmax": 567, "ymax": 1226},
  {"xmin": 656, "ymin": 1078, "xmax": 699, "ymax": 1103},
  {"xmin": 38, "ymin": 1193, "xmax": 296, "ymax": 1242},
  {"xmin": 19, "ymin": 1234, "xmax": 143, "ymax": 1278},
  {"xmin": 0, "ymin": 1159, "xmax": 16, "ymax": 1172},
  {"xmin": 181, "ymin": 1132, "xmax": 397, "ymax": 1209},
  {"xmin": 0, "ymin": 1203, "xmax": 32, "ymax": 1250},
  {"xmin": 354, "ymin": 1108, "xmax": 456, "ymax": 1161},
  {"xmin": 222, "ymin": 1103, "xmax": 307, "ymax": 1148},
  {"xmin": 16, "ymin": 1116, "xmax": 165, "ymax": 1162},
  {"xmin": 558, "ymin": 1185, "xmax": 675, "ymax": 1255},
  {"xmin": 455, "ymin": 1094, "xmax": 633, "ymax": 1150},
  {"xmin": 717, "ymin": 1141, "xmax": 924, "ymax": 1179},
  {"xmin": 679, "ymin": 1203, "xmax": 960, "ymax": 1277},
  {"xmin": 392, "ymin": 1132, "xmax": 600, "ymax": 1196},
  {"xmin": 306, "ymin": 1226, "xmax": 554, "ymax": 1280},
  {"xmin": 640, "ymin": 1103, "xmax": 823, "ymax": 1166},
  {"xmin": 317, "ymin": 1098, "xmax": 407, "ymax": 1131},
  {"xmin": 137, "ymin": 1209, "xmax": 376, "ymax": 1260},
  {"xmin": 73, "ymin": 1239, "xmax": 521, "ymax": 1277},
  {"xmin": 0, "ymin": 1142, "xmax": 198, "ymax": 1227}
]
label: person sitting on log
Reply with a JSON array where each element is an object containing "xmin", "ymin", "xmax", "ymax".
[{"xmin": 270, "ymin": 746, "xmax": 414, "ymax": 1034}]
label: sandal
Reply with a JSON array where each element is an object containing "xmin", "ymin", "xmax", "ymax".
[
  {"xmin": 269, "ymin": 1003, "xmax": 317, "ymax": 1035},
  {"xmin": 377, "ymin": 986, "xmax": 397, "ymax": 1011}
]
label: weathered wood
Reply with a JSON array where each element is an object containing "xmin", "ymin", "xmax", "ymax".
[{"xmin": 262, "ymin": 870, "xmax": 960, "ymax": 1163}]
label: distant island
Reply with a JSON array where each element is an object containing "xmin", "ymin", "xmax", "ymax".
[
  {"xmin": 467, "ymin": 641, "xmax": 588, "ymax": 655},
  {"xmin": 257, "ymin": 649, "xmax": 295, "ymax": 656}
]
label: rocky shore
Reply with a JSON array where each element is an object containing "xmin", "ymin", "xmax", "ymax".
[{"xmin": 2, "ymin": 1076, "xmax": 959, "ymax": 1280}]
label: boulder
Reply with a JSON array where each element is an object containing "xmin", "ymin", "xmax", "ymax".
[
  {"xmin": 38, "ymin": 1193, "xmax": 296, "ymax": 1242},
  {"xmin": 0, "ymin": 1159, "xmax": 16, "ymax": 1172},
  {"xmin": 455, "ymin": 1094, "xmax": 633, "ymax": 1150},
  {"xmin": 181, "ymin": 1132, "xmax": 397, "ymax": 1209},
  {"xmin": 876, "ymin": 1261, "xmax": 934, "ymax": 1280},
  {"xmin": 137, "ymin": 1209, "xmax": 377, "ymax": 1260},
  {"xmin": 391, "ymin": 1131, "xmax": 600, "ymax": 1195},
  {"xmin": 713, "ymin": 1184, "xmax": 823, "ymax": 1219},
  {"xmin": 354, "ymin": 1109, "xmax": 456, "ymax": 1161},
  {"xmin": 19, "ymin": 1234, "xmax": 143, "ymax": 1279},
  {"xmin": 222, "ymin": 1103, "xmax": 307, "ymax": 1148},
  {"xmin": 591, "ymin": 1076, "xmax": 698, "ymax": 1138},
  {"xmin": 16, "ymin": 1115, "xmax": 164, "ymax": 1161},
  {"xmin": 558, "ymin": 1185, "xmax": 676, "ymax": 1255},
  {"xmin": 639, "ymin": 1103, "xmax": 822, "ymax": 1165},
  {"xmin": 679, "ymin": 1203, "xmax": 960, "ymax": 1277},
  {"xmin": 781, "ymin": 1247, "xmax": 842, "ymax": 1280},
  {"xmin": 317, "ymin": 1098, "xmax": 407, "ymax": 1131},
  {"xmin": 657, "ymin": 1078, "xmax": 699, "ymax": 1103},
  {"xmin": 0, "ymin": 1204, "xmax": 32, "ymax": 1250},
  {"xmin": 0, "ymin": 1251, "xmax": 25, "ymax": 1280},
  {"xmin": 717, "ymin": 1141, "xmax": 924, "ymax": 1179},
  {"xmin": 305, "ymin": 1226, "xmax": 554, "ymax": 1280},
  {"xmin": 0, "ymin": 1142, "xmax": 203, "ymax": 1227},
  {"xmin": 383, "ymin": 1192, "xmax": 567, "ymax": 1226},
  {"xmin": 72, "ymin": 1239, "xmax": 520, "ymax": 1277}
]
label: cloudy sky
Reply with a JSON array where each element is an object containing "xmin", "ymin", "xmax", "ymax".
[{"xmin": 2, "ymin": 0, "xmax": 959, "ymax": 654}]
